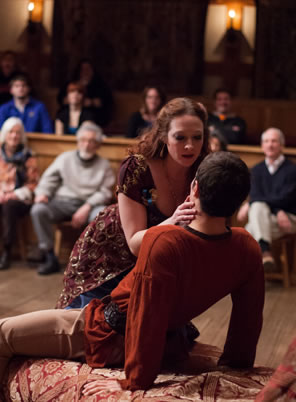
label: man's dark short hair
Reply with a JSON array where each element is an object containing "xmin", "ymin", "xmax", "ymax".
[
  {"xmin": 213, "ymin": 88, "xmax": 232, "ymax": 99},
  {"xmin": 195, "ymin": 152, "xmax": 250, "ymax": 217},
  {"xmin": 9, "ymin": 74, "xmax": 31, "ymax": 88}
]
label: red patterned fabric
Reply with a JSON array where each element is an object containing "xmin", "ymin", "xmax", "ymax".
[
  {"xmin": 3, "ymin": 342, "xmax": 273, "ymax": 401},
  {"xmin": 255, "ymin": 336, "xmax": 296, "ymax": 401}
]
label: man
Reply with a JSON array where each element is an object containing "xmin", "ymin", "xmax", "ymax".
[
  {"xmin": 30, "ymin": 121, "xmax": 115, "ymax": 275},
  {"xmin": 0, "ymin": 74, "xmax": 53, "ymax": 133},
  {"xmin": 208, "ymin": 88, "xmax": 246, "ymax": 144},
  {"xmin": 237, "ymin": 128, "xmax": 296, "ymax": 271},
  {"xmin": 0, "ymin": 152, "xmax": 264, "ymax": 392}
]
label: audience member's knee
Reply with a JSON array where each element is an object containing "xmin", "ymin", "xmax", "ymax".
[
  {"xmin": 249, "ymin": 202, "xmax": 270, "ymax": 216},
  {"xmin": 30, "ymin": 203, "xmax": 49, "ymax": 219}
]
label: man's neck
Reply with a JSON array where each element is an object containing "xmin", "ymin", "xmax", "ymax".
[
  {"xmin": 265, "ymin": 154, "xmax": 282, "ymax": 164},
  {"xmin": 14, "ymin": 96, "xmax": 29, "ymax": 111},
  {"xmin": 188, "ymin": 217, "xmax": 227, "ymax": 236},
  {"xmin": 188, "ymin": 201, "xmax": 227, "ymax": 235},
  {"xmin": 213, "ymin": 110, "xmax": 234, "ymax": 119}
]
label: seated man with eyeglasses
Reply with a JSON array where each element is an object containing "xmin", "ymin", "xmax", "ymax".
[{"xmin": 29, "ymin": 121, "xmax": 115, "ymax": 275}]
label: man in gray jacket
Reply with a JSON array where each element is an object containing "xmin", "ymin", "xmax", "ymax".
[{"xmin": 30, "ymin": 122, "xmax": 115, "ymax": 275}]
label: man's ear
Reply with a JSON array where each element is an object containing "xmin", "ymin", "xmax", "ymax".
[{"xmin": 192, "ymin": 179, "xmax": 199, "ymax": 198}]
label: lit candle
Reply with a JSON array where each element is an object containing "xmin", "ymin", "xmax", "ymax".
[
  {"xmin": 28, "ymin": 2, "xmax": 35, "ymax": 21},
  {"xmin": 228, "ymin": 9, "xmax": 236, "ymax": 29}
]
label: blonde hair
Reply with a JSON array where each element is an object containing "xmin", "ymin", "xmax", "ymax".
[{"xmin": 0, "ymin": 117, "xmax": 26, "ymax": 145}]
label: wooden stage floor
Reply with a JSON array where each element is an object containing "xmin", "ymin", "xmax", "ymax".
[{"xmin": 0, "ymin": 260, "xmax": 295, "ymax": 369}]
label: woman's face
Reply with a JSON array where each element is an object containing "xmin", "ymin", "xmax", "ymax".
[
  {"xmin": 67, "ymin": 90, "xmax": 84, "ymax": 106},
  {"xmin": 6, "ymin": 124, "xmax": 23, "ymax": 149},
  {"xmin": 145, "ymin": 88, "xmax": 161, "ymax": 113},
  {"xmin": 165, "ymin": 114, "xmax": 204, "ymax": 167}
]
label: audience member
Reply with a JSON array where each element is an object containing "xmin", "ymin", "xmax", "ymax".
[
  {"xmin": 0, "ymin": 152, "xmax": 265, "ymax": 393},
  {"xmin": 209, "ymin": 130, "xmax": 228, "ymax": 152},
  {"xmin": 58, "ymin": 59, "xmax": 113, "ymax": 127},
  {"xmin": 0, "ymin": 75, "xmax": 53, "ymax": 133},
  {"xmin": 55, "ymin": 82, "xmax": 95, "ymax": 135},
  {"xmin": 208, "ymin": 88, "xmax": 246, "ymax": 144},
  {"xmin": 127, "ymin": 86, "xmax": 166, "ymax": 138},
  {"xmin": 56, "ymin": 98, "xmax": 209, "ymax": 309},
  {"xmin": 237, "ymin": 128, "xmax": 296, "ymax": 271},
  {"xmin": 30, "ymin": 122, "xmax": 115, "ymax": 275},
  {"xmin": 0, "ymin": 117, "xmax": 39, "ymax": 270},
  {"xmin": 0, "ymin": 51, "xmax": 22, "ymax": 105}
]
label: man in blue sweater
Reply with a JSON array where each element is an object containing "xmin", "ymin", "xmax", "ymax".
[
  {"xmin": 0, "ymin": 75, "xmax": 53, "ymax": 133},
  {"xmin": 237, "ymin": 128, "xmax": 296, "ymax": 271}
]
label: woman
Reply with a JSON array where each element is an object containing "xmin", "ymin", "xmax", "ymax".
[
  {"xmin": 57, "ymin": 97, "xmax": 209, "ymax": 309},
  {"xmin": 127, "ymin": 86, "xmax": 166, "ymax": 138},
  {"xmin": 0, "ymin": 117, "xmax": 39, "ymax": 270},
  {"xmin": 57, "ymin": 59, "xmax": 113, "ymax": 128},
  {"xmin": 55, "ymin": 82, "xmax": 96, "ymax": 135}
]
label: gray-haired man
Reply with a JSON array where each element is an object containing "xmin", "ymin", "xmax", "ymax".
[
  {"xmin": 30, "ymin": 122, "xmax": 115, "ymax": 275},
  {"xmin": 237, "ymin": 127, "xmax": 296, "ymax": 271}
]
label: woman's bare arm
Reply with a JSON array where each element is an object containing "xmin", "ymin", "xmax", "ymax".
[
  {"xmin": 118, "ymin": 193, "xmax": 196, "ymax": 257},
  {"xmin": 118, "ymin": 193, "xmax": 148, "ymax": 256}
]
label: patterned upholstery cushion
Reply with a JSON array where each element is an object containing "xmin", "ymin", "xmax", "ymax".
[
  {"xmin": 3, "ymin": 342, "xmax": 273, "ymax": 401},
  {"xmin": 255, "ymin": 336, "xmax": 296, "ymax": 401}
]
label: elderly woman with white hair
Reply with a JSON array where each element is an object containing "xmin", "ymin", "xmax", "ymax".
[
  {"xmin": 30, "ymin": 121, "xmax": 114, "ymax": 275},
  {"xmin": 0, "ymin": 117, "xmax": 39, "ymax": 270}
]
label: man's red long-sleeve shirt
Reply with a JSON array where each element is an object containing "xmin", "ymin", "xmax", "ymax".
[{"xmin": 84, "ymin": 225, "xmax": 265, "ymax": 391}]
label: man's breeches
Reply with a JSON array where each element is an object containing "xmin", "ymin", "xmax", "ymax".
[
  {"xmin": 245, "ymin": 202, "xmax": 296, "ymax": 243},
  {"xmin": 0, "ymin": 308, "xmax": 85, "ymax": 382}
]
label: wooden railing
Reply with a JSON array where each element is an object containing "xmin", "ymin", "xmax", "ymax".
[
  {"xmin": 27, "ymin": 134, "xmax": 138, "ymax": 176},
  {"xmin": 27, "ymin": 134, "xmax": 296, "ymax": 175}
]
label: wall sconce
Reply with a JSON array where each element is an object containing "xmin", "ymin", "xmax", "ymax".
[
  {"xmin": 27, "ymin": 0, "xmax": 44, "ymax": 23},
  {"xmin": 226, "ymin": 3, "xmax": 243, "ymax": 30},
  {"xmin": 228, "ymin": 9, "xmax": 236, "ymax": 28}
]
